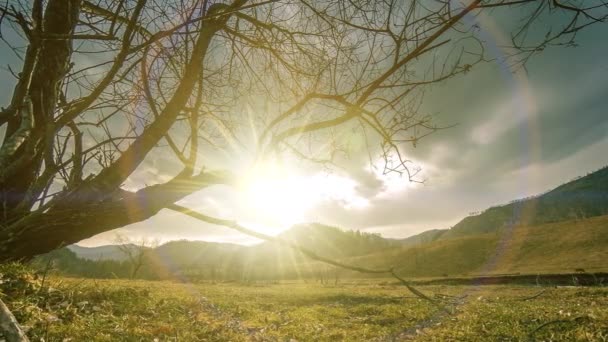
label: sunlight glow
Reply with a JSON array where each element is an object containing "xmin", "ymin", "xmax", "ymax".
[{"xmin": 238, "ymin": 161, "xmax": 369, "ymax": 231}]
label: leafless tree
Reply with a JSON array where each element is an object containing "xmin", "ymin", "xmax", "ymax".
[
  {"xmin": 114, "ymin": 233, "xmax": 158, "ymax": 278},
  {"xmin": 0, "ymin": 0, "xmax": 606, "ymax": 261}
]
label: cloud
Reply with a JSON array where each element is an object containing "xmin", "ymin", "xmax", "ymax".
[{"xmin": 470, "ymin": 95, "xmax": 536, "ymax": 145}]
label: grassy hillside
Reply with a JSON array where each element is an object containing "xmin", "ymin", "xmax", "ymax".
[
  {"xmin": 392, "ymin": 229, "xmax": 446, "ymax": 247},
  {"xmin": 340, "ymin": 215, "xmax": 608, "ymax": 278},
  {"xmin": 488, "ymin": 215, "xmax": 608, "ymax": 274},
  {"xmin": 439, "ymin": 165, "xmax": 608, "ymax": 240},
  {"xmin": 155, "ymin": 214, "xmax": 608, "ymax": 280}
]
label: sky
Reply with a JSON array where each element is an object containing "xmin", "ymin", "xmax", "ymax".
[
  {"xmin": 80, "ymin": 20, "xmax": 608, "ymax": 246},
  {"xmin": 1, "ymin": 3, "xmax": 607, "ymax": 247}
]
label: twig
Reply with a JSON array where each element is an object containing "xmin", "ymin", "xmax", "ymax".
[
  {"xmin": 0, "ymin": 298, "xmax": 29, "ymax": 342},
  {"xmin": 528, "ymin": 316, "xmax": 591, "ymax": 341},
  {"xmin": 519, "ymin": 289, "xmax": 547, "ymax": 301},
  {"xmin": 37, "ymin": 256, "xmax": 54, "ymax": 295}
]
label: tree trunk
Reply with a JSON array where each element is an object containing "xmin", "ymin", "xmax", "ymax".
[
  {"xmin": 0, "ymin": 171, "xmax": 231, "ymax": 261},
  {"xmin": 1, "ymin": 0, "xmax": 82, "ymax": 214}
]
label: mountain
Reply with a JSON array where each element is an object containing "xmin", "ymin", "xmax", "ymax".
[
  {"xmin": 67, "ymin": 244, "xmax": 134, "ymax": 261},
  {"xmin": 273, "ymin": 223, "xmax": 397, "ymax": 257},
  {"xmin": 337, "ymin": 166, "xmax": 608, "ymax": 276},
  {"xmin": 393, "ymin": 229, "xmax": 446, "ymax": 247},
  {"xmin": 343, "ymin": 214, "xmax": 608, "ymax": 277},
  {"xmin": 152, "ymin": 240, "xmax": 243, "ymax": 266},
  {"xmin": 403, "ymin": 165, "xmax": 608, "ymax": 242},
  {"xmin": 64, "ymin": 223, "xmax": 398, "ymax": 279},
  {"xmin": 69, "ymin": 224, "xmax": 397, "ymax": 262}
]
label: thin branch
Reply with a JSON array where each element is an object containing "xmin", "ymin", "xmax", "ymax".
[{"xmin": 528, "ymin": 316, "xmax": 592, "ymax": 340}]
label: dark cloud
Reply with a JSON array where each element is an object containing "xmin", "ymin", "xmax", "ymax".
[{"xmin": 303, "ymin": 24, "xmax": 608, "ymax": 238}]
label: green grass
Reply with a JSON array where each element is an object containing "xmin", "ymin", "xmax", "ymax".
[
  {"xmin": 331, "ymin": 215, "xmax": 608, "ymax": 278},
  {"xmin": 1, "ymin": 265, "xmax": 607, "ymax": 341}
]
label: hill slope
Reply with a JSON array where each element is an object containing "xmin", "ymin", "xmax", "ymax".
[
  {"xmin": 61, "ymin": 214, "xmax": 608, "ymax": 280},
  {"xmin": 436, "ymin": 165, "xmax": 608, "ymax": 240},
  {"xmin": 345, "ymin": 215, "xmax": 608, "ymax": 277},
  {"xmin": 64, "ymin": 223, "xmax": 400, "ymax": 280},
  {"xmin": 70, "ymin": 223, "xmax": 395, "ymax": 262},
  {"xmin": 67, "ymin": 245, "xmax": 132, "ymax": 261}
]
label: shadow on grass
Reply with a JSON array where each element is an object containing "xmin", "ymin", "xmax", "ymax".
[{"xmin": 292, "ymin": 293, "xmax": 422, "ymax": 307}]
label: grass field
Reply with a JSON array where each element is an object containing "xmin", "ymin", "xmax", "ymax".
[{"xmin": 2, "ymin": 266, "xmax": 607, "ymax": 341}]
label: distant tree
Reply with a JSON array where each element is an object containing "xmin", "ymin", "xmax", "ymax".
[
  {"xmin": 114, "ymin": 234, "xmax": 158, "ymax": 279},
  {"xmin": 1, "ymin": 0, "xmax": 607, "ymax": 261}
]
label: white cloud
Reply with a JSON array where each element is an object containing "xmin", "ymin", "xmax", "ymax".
[{"xmin": 471, "ymin": 86, "xmax": 537, "ymax": 145}]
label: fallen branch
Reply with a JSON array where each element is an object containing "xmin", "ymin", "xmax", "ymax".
[
  {"xmin": 519, "ymin": 289, "xmax": 547, "ymax": 301},
  {"xmin": 389, "ymin": 270, "xmax": 437, "ymax": 304},
  {"xmin": 168, "ymin": 204, "xmax": 443, "ymax": 309},
  {"xmin": 0, "ymin": 298, "xmax": 29, "ymax": 342},
  {"xmin": 528, "ymin": 315, "xmax": 591, "ymax": 341}
]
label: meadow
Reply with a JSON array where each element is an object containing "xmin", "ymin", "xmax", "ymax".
[{"xmin": 2, "ymin": 264, "xmax": 606, "ymax": 341}]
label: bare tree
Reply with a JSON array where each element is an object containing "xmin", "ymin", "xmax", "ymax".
[
  {"xmin": 0, "ymin": 0, "xmax": 606, "ymax": 261},
  {"xmin": 114, "ymin": 233, "xmax": 158, "ymax": 279}
]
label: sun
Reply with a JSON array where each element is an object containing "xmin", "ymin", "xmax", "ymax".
[
  {"xmin": 237, "ymin": 161, "xmax": 369, "ymax": 231},
  {"xmin": 239, "ymin": 163, "xmax": 314, "ymax": 228}
]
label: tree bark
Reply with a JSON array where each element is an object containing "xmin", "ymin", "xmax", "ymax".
[
  {"xmin": 1, "ymin": 0, "xmax": 82, "ymax": 214},
  {"xmin": 0, "ymin": 171, "xmax": 232, "ymax": 261}
]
